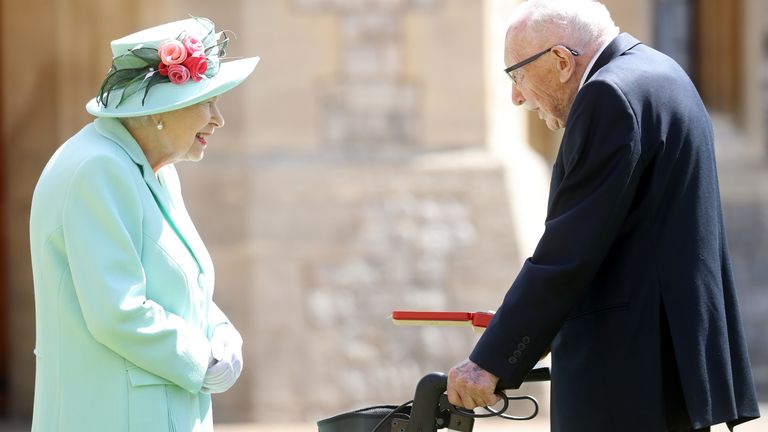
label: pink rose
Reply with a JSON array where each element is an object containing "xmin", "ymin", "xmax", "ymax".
[
  {"xmin": 183, "ymin": 55, "xmax": 208, "ymax": 82},
  {"xmin": 157, "ymin": 39, "xmax": 187, "ymax": 65},
  {"xmin": 183, "ymin": 36, "xmax": 205, "ymax": 57},
  {"xmin": 167, "ymin": 64, "xmax": 190, "ymax": 84}
]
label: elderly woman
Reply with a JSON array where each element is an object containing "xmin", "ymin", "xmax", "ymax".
[{"xmin": 29, "ymin": 18, "xmax": 258, "ymax": 431}]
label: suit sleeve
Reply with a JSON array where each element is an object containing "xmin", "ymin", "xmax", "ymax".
[
  {"xmin": 62, "ymin": 155, "xmax": 210, "ymax": 393},
  {"xmin": 470, "ymin": 80, "xmax": 642, "ymax": 385}
]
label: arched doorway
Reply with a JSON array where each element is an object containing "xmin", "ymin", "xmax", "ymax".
[
  {"xmin": 655, "ymin": 0, "xmax": 743, "ymax": 117},
  {"xmin": 695, "ymin": 0, "xmax": 743, "ymax": 117}
]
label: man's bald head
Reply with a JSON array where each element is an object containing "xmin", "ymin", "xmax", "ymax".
[
  {"xmin": 502, "ymin": 0, "xmax": 620, "ymax": 130},
  {"xmin": 506, "ymin": 0, "xmax": 619, "ymax": 60}
]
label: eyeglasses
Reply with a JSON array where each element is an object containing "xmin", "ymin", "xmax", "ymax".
[{"xmin": 504, "ymin": 45, "xmax": 580, "ymax": 85}]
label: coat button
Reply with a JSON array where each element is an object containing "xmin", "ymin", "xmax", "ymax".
[
  {"xmin": 517, "ymin": 343, "xmax": 526, "ymax": 350},
  {"xmin": 522, "ymin": 336, "xmax": 531, "ymax": 344},
  {"xmin": 513, "ymin": 350, "xmax": 522, "ymax": 358},
  {"xmin": 508, "ymin": 356, "xmax": 518, "ymax": 364}
]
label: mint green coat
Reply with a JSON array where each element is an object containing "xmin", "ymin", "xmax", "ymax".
[{"xmin": 30, "ymin": 118, "xmax": 231, "ymax": 431}]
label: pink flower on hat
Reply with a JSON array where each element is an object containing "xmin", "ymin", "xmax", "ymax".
[
  {"xmin": 94, "ymin": 17, "xmax": 242, "ymax": 109},
  {"xmin": 158, "ymin": 39, "xmax": 187, "ymax": 65},
  {"xmin": 167, "ymin": 64, "xmax": 190, "ymax": 84},
  {"xmin": 157, "ymin": 62, "xmax": 169, "ymax": 76},
  {"xmin": 182, "ymin": 36, "xmax": 205, "ymax": 57},
  {"xmin": 183, "ymin": 55, "xmax": 208, "ymax": 82}
]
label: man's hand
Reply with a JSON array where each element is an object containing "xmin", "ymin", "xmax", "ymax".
[{"xmin": 447, "ymin": 359, "xmax": 501, "ymax": 409}]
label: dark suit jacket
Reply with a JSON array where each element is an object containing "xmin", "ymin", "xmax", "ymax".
[{"xmin": 470, "ymin": 33, "xmax": 760, "ymax": 431}]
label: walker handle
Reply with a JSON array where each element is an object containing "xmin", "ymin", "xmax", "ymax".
[{"xmin": 406, "ymin": 367, "xmax": 550, "ymax": 432}]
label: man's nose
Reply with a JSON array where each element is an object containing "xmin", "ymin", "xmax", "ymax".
[{"xmin": 511, "ymin": 84, "xmax": 525, "ymax": 106}]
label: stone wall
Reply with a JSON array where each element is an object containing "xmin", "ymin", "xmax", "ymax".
[
  {"xmin": 181, "ymin": 157, "xmax": 530, "ymax": 420},
  {"xmin": 2, "ymin": 0, "xmax": 529, "ymax": 421},
  {"xmin": 172, "ymin": 0, "xmax": 540, "ymax": 422}
]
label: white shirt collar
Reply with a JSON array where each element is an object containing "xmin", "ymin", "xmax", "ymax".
[{"xmin": 578, "ymin": 37, "xmax": 613, "ymax": 90}]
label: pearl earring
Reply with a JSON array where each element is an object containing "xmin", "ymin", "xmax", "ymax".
[{"xmin": 156, "ymin": 121, "xmax": 164, "ymax": 131}]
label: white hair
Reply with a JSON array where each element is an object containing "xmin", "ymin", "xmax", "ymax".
[{"xmin": 511, "ymin": 0, "xmax": 620, "ymax": 52}]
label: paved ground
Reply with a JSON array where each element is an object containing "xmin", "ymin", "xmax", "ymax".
[
  {"xmin": 2, "ymin": 404, "xmax": 765, "ymax": 431},
  {"xmin": 215, "ymin": 418, "xmax": 550, "ymax": 431},
  {"xmin": 212, "ymin": 414, "xmax": 768, "ymax": 432}
]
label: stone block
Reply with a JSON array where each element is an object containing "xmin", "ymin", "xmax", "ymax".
[
  {"xmin": 343, "ymin": 41, "xmax": 401, "ymax": 78},
  {"xmin": 323, "ymin": 81, "xmax": 420, "ymax": 148},
  {"xmin": 342, "ymin": 11, "xmax": 400, "ymax": 40}
]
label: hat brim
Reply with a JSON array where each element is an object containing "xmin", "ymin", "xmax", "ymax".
[{"xmin": 86, "ymin": 56, "xmax": 260, "ymax": 117}]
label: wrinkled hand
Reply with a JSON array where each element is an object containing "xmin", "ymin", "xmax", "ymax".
[
  {"xmin": 201, "ymin": 324, "xmax": 243, "ymax": 394},
  {"xmin": 447, "ymin": 359, "xmax": 500, "ymax": 409}
]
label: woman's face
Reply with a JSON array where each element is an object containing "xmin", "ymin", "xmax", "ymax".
[{"xmin": 155, "ymin": 96, "xmax": 225, "ymax": 166}]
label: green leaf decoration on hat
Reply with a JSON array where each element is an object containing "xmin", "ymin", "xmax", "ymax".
[
  {"xmin": 96, "ymin": 17, "xmax": 231, "ymax": 109},
  {"xmin": 98, "ymin": 67, "xmax": 148, "ymax": 107},
  {"xmin": 115, "ymin": 72, "xmax": 151, "ymax": 108},
  {"xmin": 204, "ymin": 31, "xmax": 230, "ymax": 57},
  {"xmin": 129, "ymin": 47, "xmax": 162, "ymax": 66},
  {"xmin": 142, "ymin": 72, "xmax": 168, "ymax": 105}
]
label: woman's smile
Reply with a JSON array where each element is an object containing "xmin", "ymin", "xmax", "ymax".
[{"xmin": 195, "ymin": 133, "xmax": 208, "ymax": 146}]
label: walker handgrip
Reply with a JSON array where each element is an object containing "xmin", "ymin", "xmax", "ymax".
[
  {"xmin": 496, "ymin": 367, "xmax": 551, "ymax": 391},
  {"xmin": 407, "ymin": 372, "xmax": 449, "ymax": 432},
  {"xmin": 406, "ymin": 367, "xmax": 550, "ymax": 432}
]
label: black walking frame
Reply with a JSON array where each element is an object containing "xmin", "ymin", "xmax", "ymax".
[{"xmin": 317, "ymin": 363, "xmax": 550, "ymax": 432}]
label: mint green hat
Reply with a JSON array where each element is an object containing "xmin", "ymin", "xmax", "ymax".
[{"xmin": 86, "ymin": 17, "xmax": 259, "ymax": 118}]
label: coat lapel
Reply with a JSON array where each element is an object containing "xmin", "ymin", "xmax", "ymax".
[
  {"xmin": 93, "ymin": 118, "xmax": 172, "ymax": 211},
  {"xmin": 583, "ymin": 33, "xmax": 643, "ymax": 84},
  {"xmin": 93, "ymin": 118, "xmax": 205, "ymax": 273},
  {"xmin": 156, "ymin": 165, "xmax": 213, "ymax": 275},
  {"xmin": 549, "ymin": 34, "xmax": 642, "ymax": 211}
]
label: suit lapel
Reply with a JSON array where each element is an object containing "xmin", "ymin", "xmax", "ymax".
[
  {"xmin": 583, "ymin": 33, "xmax": 643, "ymax": 84},
  {"xmin": 93, "ymin": 118, "xmax": 205, "ymax": 273}
]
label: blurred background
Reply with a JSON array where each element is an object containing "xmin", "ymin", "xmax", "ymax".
[{"xmin": 1, "ymin": 0, "xmax": 767, "ymax": 429}]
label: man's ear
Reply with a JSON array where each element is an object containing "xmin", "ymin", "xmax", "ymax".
[{"xmin": 552, "ymin": 46, "xmax": 576, "ymax": 83}]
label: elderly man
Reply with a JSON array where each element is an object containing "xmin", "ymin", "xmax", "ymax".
[{"xmin": 447, "ymin": 1, "xmax": 760, "ymax": 431}]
